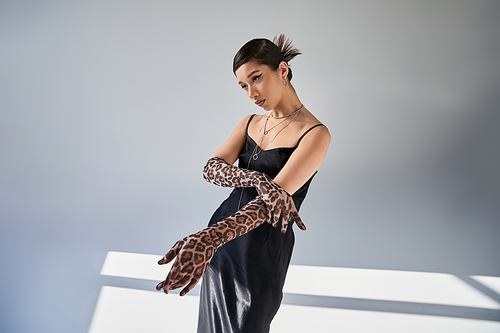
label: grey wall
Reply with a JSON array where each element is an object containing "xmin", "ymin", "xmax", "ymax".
[{"xmin": 1, "ymin": 0, "xmax": 499, "ymax": 332}]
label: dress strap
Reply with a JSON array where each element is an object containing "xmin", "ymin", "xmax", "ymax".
[
  {"xmin": 246, "ymin": 114, "xmax": 256, "ymax": 134},
  {"xmin": 297, "ymin": 124, "xmax": 327, "ymax": 146}
]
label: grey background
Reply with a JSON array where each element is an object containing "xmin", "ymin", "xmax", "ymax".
[{"xmin": 1, "ymin": 0, "xmax": 499, "ymax": 332}]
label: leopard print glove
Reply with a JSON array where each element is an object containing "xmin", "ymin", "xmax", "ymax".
[
  {"xmin": 203, "ymin": 157, "xmax": 306, "ymax": 232},
  {"xmin": 156, "ymin": 197, "xmax": 268, "ymax": 296}
]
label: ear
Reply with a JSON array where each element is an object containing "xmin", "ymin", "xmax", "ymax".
[{"xmin": 278, "ymin": 61, "xmax": 289, "ymax": 80}]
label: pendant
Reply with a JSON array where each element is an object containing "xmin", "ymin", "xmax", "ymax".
[{"xmin": 264, "ymin": 131, "xmax": 269, "ymax": 135}]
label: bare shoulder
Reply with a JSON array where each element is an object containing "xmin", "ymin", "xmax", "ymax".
[
  {"xmin": 238, "ymin": 114, "xmax": 255, "ymax": 127},
  {"xmin": 299, "ymin": 109, "xmax": 331, "ymax": 142},
  {"xmin": 307, "ymin": 123, "xmax": 330, "ymax": 146},
  {"xmin": 302, "ymin": 122, "xmax": 330, "ymax": 150},
  {"xmin": 245, "ymin": 113, "xmax": 267, "ymax": 131},
  {"xmin": 231, "ymin": 114, "xmax": 255, "ymax": 135}
]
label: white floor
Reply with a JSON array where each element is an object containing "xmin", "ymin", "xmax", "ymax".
[{"xmin": 88, "ymin": 252, "xmax": 500, "ymax": 333}]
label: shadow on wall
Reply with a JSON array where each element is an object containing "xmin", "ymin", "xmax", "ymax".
[{"xmin": 446, "ymin": 86, "xmax": 500, "ymax": 210}]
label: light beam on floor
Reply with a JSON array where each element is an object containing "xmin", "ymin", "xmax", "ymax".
[{"xmin": 89, "ymin": 251, "xmax": 500, "ymax": 332}]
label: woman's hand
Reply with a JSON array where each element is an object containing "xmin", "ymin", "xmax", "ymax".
[
  {"xmin": 253, "ymin": 173, "xmax": 306, "ymax": 233},
  {"xmin": 156, "ymin": 229, "xmax": 222, "ymax": 296},
  {"xmin": 156, "ymin": 197, "xmax": 273, "ymax": 296}
]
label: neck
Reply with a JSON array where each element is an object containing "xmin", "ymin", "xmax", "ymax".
[{"xmin": 271, "ymin": 87, "xmax": 302, "ymax": 118}]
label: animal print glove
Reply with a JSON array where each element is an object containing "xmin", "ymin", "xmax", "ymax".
[
  {"xmin": 203, "ymin": 156, "xmax": 305, "ymax": 232},
  {"xmin": 156, "ymin": 197, "xmax": 268, "ymax": 296}
]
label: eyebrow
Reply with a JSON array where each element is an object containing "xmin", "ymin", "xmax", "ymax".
[{"xmin": 238, "ymin": 70, "xmax": 261, "ymax": 84}]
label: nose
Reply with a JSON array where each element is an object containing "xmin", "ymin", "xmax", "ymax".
[{"xmin": 248, "ymin": 86, "xmax": 258, "ymax": 100}]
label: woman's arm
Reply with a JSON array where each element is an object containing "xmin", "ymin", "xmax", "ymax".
[
  {"xmin": 156, "ymin": 197, "xmax": 290, "ymax": 296},
  {"xmin": 273, "ymin": 125, "xmax": 331, "ymax": 195}
]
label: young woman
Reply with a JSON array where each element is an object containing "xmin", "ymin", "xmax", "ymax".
[{"xmin": 156, "ymin": 35, "xmax": 330, "ymax": 332}]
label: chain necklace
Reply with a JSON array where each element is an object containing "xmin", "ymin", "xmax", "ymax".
[
  {"xmin": 251, "ymin": 109, "xmax": 301, "ymax": 161},
  {"xmin": 270, "ymin": 104, "xmax": 304, "ymax": 119},
  {"xmin": 259, "ymin": 104, "xmax": 305, "ymax": 135},
  {"xmin": 259, "ymin": 114, "xmax": 287, "ymax": 135}
]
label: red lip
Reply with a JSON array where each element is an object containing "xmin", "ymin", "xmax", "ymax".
[{"xmin": 255, "ymin": 99, "xmax": 265, "ymax": 107}]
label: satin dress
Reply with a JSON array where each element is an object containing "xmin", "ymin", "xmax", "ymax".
[{"xmin": 198, "ymin": 115, "xmax": 324, "ymax": 333}]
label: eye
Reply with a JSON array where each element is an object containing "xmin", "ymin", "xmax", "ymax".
[
  {"xmin": 240, "ymin": 84, "xmax": 248, "ymax": 90},
  {"xmin": 252, "ymin": 74, "xmax": 262, "ymax": 82}
]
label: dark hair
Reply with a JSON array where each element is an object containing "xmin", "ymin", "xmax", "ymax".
[{"xmin": 233, "ymin": 34, "xmax": 301, "ymax": 82}]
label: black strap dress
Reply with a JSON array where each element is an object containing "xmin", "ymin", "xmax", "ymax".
[{"xmin": 198, "ymin": 115, "xmax": 325, "ymax": 333}]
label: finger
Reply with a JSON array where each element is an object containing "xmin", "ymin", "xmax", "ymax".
[
  {"xmin": 158, "ymin": 251, "xmax": 174, "ymax": 266},
  {"xmin": 272, "ymin": 208, "xmax": 280, "ymax": 228},
  {"xmin": 276, "ymin": 205, "xmax": 283, "ymax": 227},
  {"xmin": 293, "ymin": 212, "xmax": 306, "ymax": 231},
  {"xmin": 180, "ymin": 278, "xmax": 200, "ymax": 296},
  {"xmin": 160, "ymin": 282, "xmax": 169, "ymax": 294},
  {"xmin": 281, "ymin": 218, "xmax": 289, "ymax": 234},
  {"xmin": 156, "ymin": 280, "xmax": 165, "ymax": 291},
  {"xmin": 169, "ymin": 274, "xmax": 191, "ymax": 290},
  {"xmin": 282, "ymin": 208, "xmax": 292, "ymax": 228},
  {"xmin": 280, "ymin": 207, "xmax": 291, "ymax": 234},
  {"xmin": 158, "ymin": 241, "xmax": 182, "ymax": 265},
  {"xmin": 266, "ymin": 209, "xmax": 275, "ymax": 226},
  {"xmin": 163, "ymin": 260, "xmax": 181, "ymax": 293},
  {"xmin": 165, "ymin": 267, "xmax": 180, "ymax": 289}
]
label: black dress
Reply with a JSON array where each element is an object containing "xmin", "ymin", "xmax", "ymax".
[{"xmin": 198, "ymin": 115, "xmax": 324, "ymax": 333}]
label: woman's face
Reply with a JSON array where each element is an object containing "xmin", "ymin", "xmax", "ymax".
[{"xmin": 235, "ymin": 61, "xmax": 285, "ymax": 111}]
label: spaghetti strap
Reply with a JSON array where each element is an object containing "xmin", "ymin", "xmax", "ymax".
[
  {"xmin": 297, "ymin": 124, "xmax": 326, "ymax": 146},
  {"xmin": 246, "ymin": 114, "xmax": 256, "ymax": 134}
]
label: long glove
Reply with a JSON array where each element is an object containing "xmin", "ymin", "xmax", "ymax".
[
  {"xmin": 203, "ymin": 156, "xmax": 305, "ymax": 232},
  {"xmin": 156, "ymin": 197, "xmax": 268, "ymax": 296}
]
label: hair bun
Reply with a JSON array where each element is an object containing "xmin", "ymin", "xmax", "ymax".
[{"xmin": 273, "ymin": 34, "xmax": 301, "ymax": 63}]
